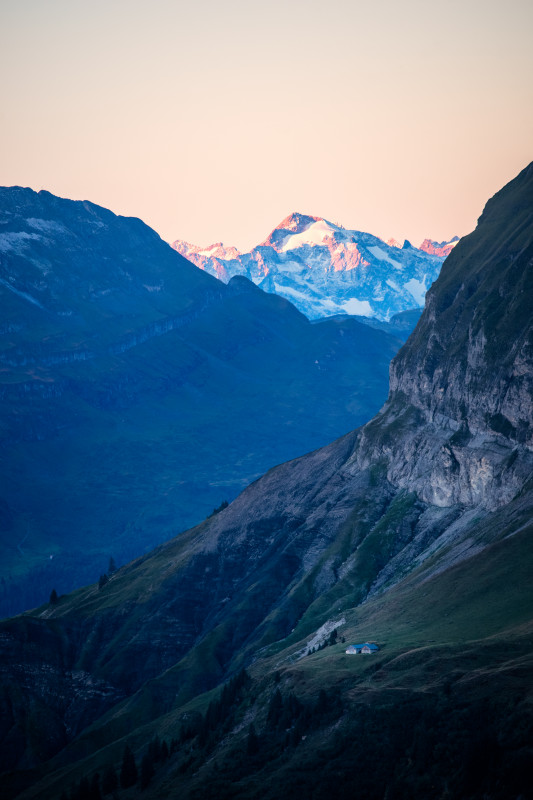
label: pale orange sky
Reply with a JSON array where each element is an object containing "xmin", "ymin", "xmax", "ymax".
[{"xmin": 1, "ymin": 0, "xmax": 532, "ymax": 250}]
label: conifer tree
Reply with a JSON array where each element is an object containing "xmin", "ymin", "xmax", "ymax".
[
  {"xmin": 267, "ymin": 688, "xmax": 283, "ymax": 727},
  {"xmin": 148, "ymin": 735, "xmax": 161, "ymax": 763},
  {"xmin": 120, "ymin": 744, "xmax": 138, "ymax": 788},
  {"xmin": 246, "ymin": 723, "xmax": 259, "ymax": 757},
  {"xmin": 89, "ymin": 773, "xmax": 102, "ymax": 800},
  {"xmin": 160, "ymin": 740, "xmax": 169, "ymax": 761},
  {"xmin": 101, "ymin": 764, "xmax": 118, "ymax": 795},
  {"xmin": 140, "ymin": 753, "xmax": 155, "ymax": 790},
  {"xmin": 328, "ymin": 628, "xmax": 338, "ymax": 646},
  {"xmin": 78, "ymin": 776, "xmax": 91, "ymax": 800}
]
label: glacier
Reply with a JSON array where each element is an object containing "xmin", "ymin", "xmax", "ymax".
[{"xmin": 173, "ymin": 213, "xmax": 458, "ymax": 322}]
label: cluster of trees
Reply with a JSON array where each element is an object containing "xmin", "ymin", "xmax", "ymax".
[
  {"xmin": 60, "ymin": 736, "xmax": 175, "ymax": 799},
  {"xmin": 190, "ymin": 681, "xmax": 533, "ymax": 800},
  {"xmin": 48, "ymin": 558, "xmax": 118, "ymax": 606},
  {"xmin": 57, "ymin": 669, "xmax": 251, "ymax": 799},
  {"xmin": 308, "ymin": 627, "xmax": 345, "ymax": 655},
  {"xmin": 197, "ymin": 668, "xmax": 249, "ymax": 748},
  {"xmin": 53, "ymin": 650, "xmax": 533, "ymax": 800},
  {"xmin": 262, "ymin": 684, "xmax": 343, "ymax": 750},
  {"xmin": 170, "ymin": 670, "xmax": 336, "ymax": 775},
  {"xmin": 207, "ymin": 499, "xmax": 229, "ymax": 518},
  {"xmin": 97, "ymin": 557, "xmax": 117, "ymax": 590},
  {"xmin": 175, "ymin": 682, "xmax": 345, "ymax": 799}
]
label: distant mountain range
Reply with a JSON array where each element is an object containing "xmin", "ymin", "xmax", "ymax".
[
  {"xmin": 0, "ymin": 188, "xmax": 402, "ymax": 618},
  {"xmin": 173, "ymin": 215, "xmax": 459, "ymax": 321}
]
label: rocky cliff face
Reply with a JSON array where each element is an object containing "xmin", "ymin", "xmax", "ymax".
[{"xmin": 355, "ymin": 162, "xmax": 533, "ymax": 509}]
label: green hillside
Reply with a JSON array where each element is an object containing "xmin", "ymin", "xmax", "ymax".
[{"xmin": 8, "ymin": 494, "xmax": 532, "ymax": 800}]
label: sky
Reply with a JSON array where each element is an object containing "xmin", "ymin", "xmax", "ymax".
[{"xmin": 1, "ymin": 0, "xmax": 532, "ymax": 251}]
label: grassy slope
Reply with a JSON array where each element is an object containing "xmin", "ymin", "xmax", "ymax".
[{"xmin": 11, "ymin": 488, "xmax": 533, "ymax": 800}]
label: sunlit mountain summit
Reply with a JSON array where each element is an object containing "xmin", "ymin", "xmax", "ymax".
[
  {"xmin": 173, "ymin": 213, "xmax": 459, "ymax": 321},
  {"xmin": 418, "ymin": 235, "xmax": 460, "ymax": 257}
]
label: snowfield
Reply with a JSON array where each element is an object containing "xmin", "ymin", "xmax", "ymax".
[{"xmin": 173, "ymin": 213, "xmax": 456, "ymax": 321}]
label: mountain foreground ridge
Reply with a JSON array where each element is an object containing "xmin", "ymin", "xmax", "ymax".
[
  {"xmin": 1, "ymin": 164, "xmax": 533, "ymax": 799},
  {"xmin": 173, "ymin": 214, "xmax": 455, "ymax": 321}
]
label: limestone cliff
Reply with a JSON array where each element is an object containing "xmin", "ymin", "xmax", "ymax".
[{"xmin": 355, "ymin": 162, "xmax": 533, "ymax": 509}]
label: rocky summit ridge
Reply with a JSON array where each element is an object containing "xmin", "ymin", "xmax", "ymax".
[
  {"xmin": 418, "ymin": 235, "xmax": 460, "ymax": 257},
  {"xmin": 173, "ymin": 215, "xmax": 457, "ymax": 321}
]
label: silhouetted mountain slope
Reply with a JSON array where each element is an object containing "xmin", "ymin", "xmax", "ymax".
[
  {"xmin": 1, "ymin": 164, "xmax": 532, "ymax": 799},
  {"xmin": 0, "ymin": 188, "xmax": 401, "ymax": 616}
]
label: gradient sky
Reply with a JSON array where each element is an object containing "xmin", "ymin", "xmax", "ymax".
[{"xmin": 1, "ymin": 0, "xmax": 532, "ymax": 250}]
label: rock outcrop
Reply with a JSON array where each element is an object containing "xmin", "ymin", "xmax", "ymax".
[
  {"xmin": 418, "ymin": 236, "xmax": 460, "ymax": 257},
  {"xmin": 355, "ymin": 162, "xmax": 533, "ymax": 509}
]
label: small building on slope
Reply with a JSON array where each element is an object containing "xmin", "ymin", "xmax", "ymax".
[{"xmin": 345, "ymin": 642, "xmax": 379, "ymax": 655}]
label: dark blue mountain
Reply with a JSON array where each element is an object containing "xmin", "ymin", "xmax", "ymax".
[{"xmin": 0, "ymin": 187, "xmax": 402, "ymax": 616}]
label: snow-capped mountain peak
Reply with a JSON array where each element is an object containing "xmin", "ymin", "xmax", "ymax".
[
  {"xmin": 273, "ymin": 212, "xmax": 323, "ymax": 234},
  {"xmin": 172, "ymin": 217, "xmax": 456, "ymax": 322},
  {"xmin": 278, "ymin": 217, "xmax": 340, "ymax": 253},
  {"xmin": 258, "ymin": 212, "xmax": 329, "ymax": 251}
]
